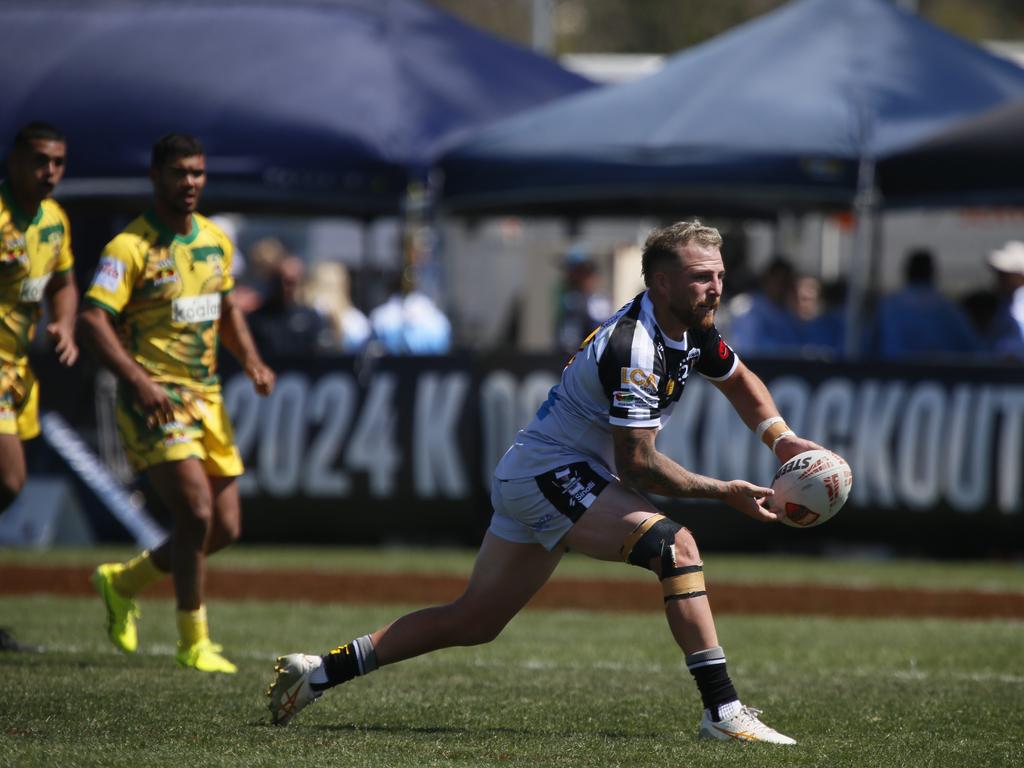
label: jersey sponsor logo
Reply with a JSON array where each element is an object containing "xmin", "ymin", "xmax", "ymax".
[
  {"xmin": 171, "ymin": 293, "xmax": 221, "ymax": 323},
  {"xmin": 153, "ymin": 268, "xmax": 179, "ymax": 286},
  {"xmin": 18, "ymin": 273, "xmax": 52, "ymax": 303},
  {"xmin": 621, "ymin": 366, "xmax": 659, "ymax": 393},
  {"xmin": 613, "ymin": 386, "xmax": 657, "ymax": 410},
  {"xmin": 151, "ymin": 257, "xmax": 179, "ymax": 286},
  {"xmin": 93, "ymin": 255, "xmax": 125, "ymax": 292},
  {"xmin": 718, "ymin": 340, "xmax": 729, "ymax": 359},
  {"xmin": 612, "ymin": 390, "xmax": 637, "ymax": 409},
  {"xmin": 1, "ymin": 235, "xmax": 27, "ymax": 264}
]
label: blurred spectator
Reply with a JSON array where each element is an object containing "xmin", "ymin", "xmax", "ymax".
[
  {"xmin": 247, "ymin": 255, "xmax": 332, "ymax": 358},
  {"xmin": 304, "ymin": 261, "xmax": 370, "ymax": 353},
  {"xmin": 874, "ymin": 248, "xmax": 977, "ymax": 361},
  {"xmin": 986, "ymin": 240, "xmax": 1024, "ymax": 360},
  {"xmin": 789, "ymin": 274, "xmax": 822, "ymax": 324},
  {"xmin": 802, "ymin": 280, "xmax": 847, "ymax": 358},
  {"xmin": 726, "ymin": 256, "xmax": 802, "ymax": 355},
  {"xmin": 369, "ymin": 273, "xmax": 451, "ymax": 355},
  {"xmin": 232, "ymin": 236, "xmax": 287, "ymax": 314},
  {"xmin": 555, "ymin": 244, "xmax": 612, "ymax": 353},
  {"xmin": 960, "ymin": 288, "xmax": 998, "ymax": 340}
]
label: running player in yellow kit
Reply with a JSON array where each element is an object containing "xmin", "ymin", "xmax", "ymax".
[
  {"xmin": 0, "ymin": 122, "xmax": 78, "ymax": 512},
  {"xmin": 80, "ymin": 134, "xmax": 275, "ymax": 673},
  {"xmin": 0, "ymin": 122, "xmax": 78, "ymax": 653}
]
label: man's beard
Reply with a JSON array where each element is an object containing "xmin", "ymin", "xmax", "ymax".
[{"xmin": 672, "ymin": 299, "xmax": 718, "ymax": 330}]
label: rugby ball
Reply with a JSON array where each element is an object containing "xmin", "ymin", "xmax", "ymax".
[{"xmin": 771, "ymin": 449, "xmax": 852, "ymax": 528}]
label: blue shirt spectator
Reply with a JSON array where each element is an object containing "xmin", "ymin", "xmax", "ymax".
[
  {"xmin": 801, "ymin": 280, "xmax": 846, "ymax": 358},
  {"xmin": 370, "ymin": 289, "xmax": 451, "ymax": 355},
  {"xmin": 555, "ymin": 244, "xmax": 612, "ymax": 353},
  {"xmin": 726, "ymin": 257, "xmax": 803, "ymax": 355},
  {"xmin": 874, "ymin": 249, "xmax": 978, "ymax": 361}
]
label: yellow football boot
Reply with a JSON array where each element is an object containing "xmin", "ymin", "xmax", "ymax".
[
  {"xmin": 175, "ymin": 638, "xmax": 238, "ymax": 674},
  {"xmin": 90, "ymin": 563, "xmax": 140, "ymax": 654}
]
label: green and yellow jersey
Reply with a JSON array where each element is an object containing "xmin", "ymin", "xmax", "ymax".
[
  {"xmin": 84, "ymin": 211, "xmax": 234, "ymax": 394},
  {"xmin": 0, "ymin": 180, "xmax": 73, "ymax": 365}
]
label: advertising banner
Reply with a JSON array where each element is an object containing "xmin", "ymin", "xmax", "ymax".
[
  {"xmin": 31, "ymin": 351, "xmax": 1023, "ymax": 554},
  {"xmin": 214, "ymin": 354, "xmax": 1023, "ymax": 556}
]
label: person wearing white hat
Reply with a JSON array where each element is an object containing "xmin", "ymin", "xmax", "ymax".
[{"xmin": 986, "ymin": 241, "xmax": 1024, "ymax": 359}]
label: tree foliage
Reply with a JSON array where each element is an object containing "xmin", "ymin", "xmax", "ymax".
[{"xmin": 428, "ymin": 0, "xmax": 1024, "ymax": 54}]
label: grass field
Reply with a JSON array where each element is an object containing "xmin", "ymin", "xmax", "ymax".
[{"xmin": 1, "ymin": 547, "xmax": 1023, "ymax": 767}]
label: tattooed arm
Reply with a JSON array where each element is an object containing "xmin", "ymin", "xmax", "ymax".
[{"xmin": 611, "ymin": 425, "xmax": 778, "ymax": 521}]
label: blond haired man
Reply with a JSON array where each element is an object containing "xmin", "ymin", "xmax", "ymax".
[{"xmin": 268, "ymin": 221, "xmax": 824, "ymax": 744}]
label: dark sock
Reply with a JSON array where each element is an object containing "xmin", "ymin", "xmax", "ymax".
[
  {"xmin": 313, "ymin": 634, "xmax": 378, "ymax": 692},
  {"xmin": 685, "ymin": 645, "xmax": 739, "ymax": 721}
]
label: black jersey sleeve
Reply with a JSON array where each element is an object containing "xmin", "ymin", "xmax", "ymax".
[{"xmin": 694, "ymin": 324, "xmax": 739, "ymax": 381}]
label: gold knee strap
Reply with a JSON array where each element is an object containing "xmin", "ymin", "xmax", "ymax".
[
  {"xmin": 620, "ymin": 514, "xmax": 667, "ymax": 562},
  {"xmin": 662, "ymin": 566, "xmax": 706, "ymax": 602}
]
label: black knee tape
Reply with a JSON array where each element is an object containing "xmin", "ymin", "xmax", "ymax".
[{"xmin": 625, "ymin": 518, "xmax": 683, "ymax": 570}]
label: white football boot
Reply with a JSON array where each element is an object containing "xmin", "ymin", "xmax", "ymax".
[
  {"xmin": 699, "ymin": 704, "xmax": 797, "ymax": 745},
  {"xmin": 267, "ymin": 653, "xmax": 324, "ymax": 725}
]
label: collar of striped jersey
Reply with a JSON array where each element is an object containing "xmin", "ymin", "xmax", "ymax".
[{"xmin": 641, "ymin": 291, "xmax": 689, "ymax": 351}]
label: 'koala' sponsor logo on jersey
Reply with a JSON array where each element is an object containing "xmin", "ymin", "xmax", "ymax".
[
  {"xmin": 18, "ymin": 273, "xmax": 52, "ymax": 303},
  {"xmin": 171, "ymin": 293, "xmax": 221, "ymax": 323},
  {"xmin": 93, "ymin": 255, "xmax": 125, "ymax": 292}
]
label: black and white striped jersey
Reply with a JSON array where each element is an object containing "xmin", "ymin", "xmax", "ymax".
[{"xmin": 495, "ymin": 291, "xmax": 738, "ymax": 480}]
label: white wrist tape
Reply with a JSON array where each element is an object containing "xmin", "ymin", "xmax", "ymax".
[
  {"xmin": 770, "ymin": 430, "xmax": 796, "ymax": 453},
  {"xmin": 755, "ymin": 416, "xmax": 785, "ymax": 441}
]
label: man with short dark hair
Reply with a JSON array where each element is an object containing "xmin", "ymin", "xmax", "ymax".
[
  {"xmin": 268, "ymin": 220, "xmax": 825, "ymax": 744},
  {"xmin": 80, "ymin": 133, "xmax": 275, "ymax": 673},
  {"xmin": 0, "ymin": 121, "xmax": 77, "ymax": 654},
  {"xmin": 874, "ymin": 247, "xmax": 978, "ymax": 361},
  {"xmin": 0, "ymin": 121, "xmax": 78, "ymax": 513}
]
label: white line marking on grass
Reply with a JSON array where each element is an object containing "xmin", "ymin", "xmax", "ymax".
[
  {"xmin": 31, "ymin": 641, "xmax": 281, "ymax": 662},
  {"xmin": 25, "ymin": 644, "xmax": 1024, "ymax": 686}
]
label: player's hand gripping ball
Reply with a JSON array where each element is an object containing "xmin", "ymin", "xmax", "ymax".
[{"xmin": 771, "ymin": 449, "xmax": 853, "ymax": 528}]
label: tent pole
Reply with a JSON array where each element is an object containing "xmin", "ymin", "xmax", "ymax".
[{"xmin": 844, "ymin": 156, "xmax": 878, "ymax": 360}]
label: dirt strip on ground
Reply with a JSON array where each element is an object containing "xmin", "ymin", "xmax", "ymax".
[{"xmin": 1, "ymin": 564, "xmax": 1022, "ymax": 619}]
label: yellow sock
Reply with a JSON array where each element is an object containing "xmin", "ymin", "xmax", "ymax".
[
  {"xmin": 176, "ymin": 605, "xmax": 209, "ymax": 648},
  {"xmin": 111, "ymin": 550, "xmax": 165, "ymax": 597}
]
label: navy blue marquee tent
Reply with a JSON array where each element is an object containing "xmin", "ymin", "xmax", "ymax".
[
  {"xmin": 879, "ymin": 98, "xmax": 1024, "ymax": 206},
  {"xmin": 440, "ymin": 0, "xmax": 1024, "ymax": 218},
  {"xmin": 0, "ymin": 0, "xmax": 592, "ymax": 217}
]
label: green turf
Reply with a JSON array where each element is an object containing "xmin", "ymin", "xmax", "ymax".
[
  {"xmin": 1, "ymin": 591, "xmax": 1022, "ymax": 768},
  {"xmin": 3, "ymin": 544, "xmax": 1024, "ymax": 590}
]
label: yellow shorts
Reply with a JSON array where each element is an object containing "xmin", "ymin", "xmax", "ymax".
[
  {"xmin": 115, "ymin": 382, "xmax": 244, "ymax": 477},
  {"xmin": 0, "ymin": 361, "xmax": 39, "ymax": 440}
]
